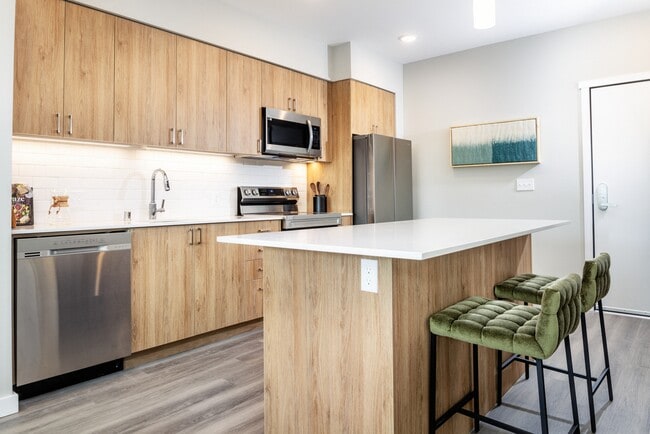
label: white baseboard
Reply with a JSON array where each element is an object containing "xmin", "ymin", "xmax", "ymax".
[{"xmin": 0, "ymin": 392, "xmax": 19, "ymax": 418}]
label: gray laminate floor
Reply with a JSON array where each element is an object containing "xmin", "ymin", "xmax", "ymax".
[{"xmin": 0, "ymin": 312, "xmax": 648, "ymax": 433}]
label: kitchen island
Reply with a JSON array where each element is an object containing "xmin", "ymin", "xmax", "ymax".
[{"xmin": 218, "ymin": 218, "xmax": 567, "ymax": 433}]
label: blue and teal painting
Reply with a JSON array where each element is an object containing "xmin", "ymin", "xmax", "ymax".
[{"xmin": 451, "ymin": 118, "xmax": 538, "ymax": 167}]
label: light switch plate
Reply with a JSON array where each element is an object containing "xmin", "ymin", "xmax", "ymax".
[
  {"xmin": 360, "ymin": 258, "xmax": 378, "ymax": 293},
  {"xmin": 516, "ymin": 178, "xmax": 535, "ymax": 191}
]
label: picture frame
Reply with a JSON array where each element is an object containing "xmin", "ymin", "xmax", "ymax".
[{"xmin": 450, "ymin": 117, "xmax": 540, "ymax": 167}]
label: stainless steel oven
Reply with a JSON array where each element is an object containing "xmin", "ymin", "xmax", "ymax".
[
  {"xmin": 14, "ymin": 231, "xmax": 132, "ymax": 395},
  {"xmin": 237, "ymin": 186, "xmax": 341, "ymax": 230}
]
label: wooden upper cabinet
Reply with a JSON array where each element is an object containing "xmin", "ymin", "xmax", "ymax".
[
  {"xmin": 13, "ymin": 0, "xmax": 115, "ymax": 140},
  {"xmin": 13, "ymin": 0, "xmax": 65, "ymax": 137},
  {"xmin": 261, "ymin": 62, "xmax": 323, "ymax": 117},
  {"xmin": 226, "ymin": 52, "xmax": 262, "ymax": 155},
  {"xmin": 114, "ymin": 18, "xmax": 176, "ymax": 147},
  {"xmin": 176, "ymin": 38, "xmax": 227, "ymax": 153},
  {"xmin": 350, "ymin": 80, "xmax": 395, "ymax": 136},
  {"xmin": 261, "ymin": 63, "xmax": 293, "ymax": 111},
  {"xmin": 63, "ymin": 3, "xmax": 115, "ymax": 141}
]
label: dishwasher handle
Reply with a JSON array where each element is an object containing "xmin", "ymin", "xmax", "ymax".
[{"xmin": 51, "ymin": 244, "xmax": 131, "ymax": 256}]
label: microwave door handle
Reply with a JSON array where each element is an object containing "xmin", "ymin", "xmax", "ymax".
[{"xmin": 306, "ymin": 119, "xmax": 314, "ymax": 153}]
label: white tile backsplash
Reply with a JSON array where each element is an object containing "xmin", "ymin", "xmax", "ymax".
[{"xmin": 12, "ymin": 138, "xmax": 307, "ymax": 225}]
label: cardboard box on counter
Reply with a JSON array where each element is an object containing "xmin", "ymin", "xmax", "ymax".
[{"xmin": 12, "ymin": 183, "xmax": 34, "ymax": 227}]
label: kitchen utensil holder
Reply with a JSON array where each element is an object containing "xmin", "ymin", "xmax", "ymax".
[{"xmin": 313, "ymin": 195, "xmax": 327, "ymax": 213}]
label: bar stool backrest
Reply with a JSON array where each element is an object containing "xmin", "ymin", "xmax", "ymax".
[
  {"xmin": 536, "ymin": 273, "xmax": 582, "ymax": 359},
  {"xmin": 581, "ymin": 252, "xmax": 611, "ymax": 312}
]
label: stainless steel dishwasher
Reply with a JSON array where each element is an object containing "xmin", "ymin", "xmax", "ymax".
[{"xmin": 15, "ymin": 231, "xmax": 132, "ymax": 395}]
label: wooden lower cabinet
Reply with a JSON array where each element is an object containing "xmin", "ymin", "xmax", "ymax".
[{"xmin": 131, "ymin": 220, "xmax": 280, "ymax": 352}]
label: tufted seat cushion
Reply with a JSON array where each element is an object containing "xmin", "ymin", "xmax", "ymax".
[
  {"xmin": 494, "ymin": 274, "xmax": 558, "ymax": 305},
  {"xmin": 494, "ymin": 253, "xmax": 611, "ymax": 313},
  {"xmin": 430, "ymin": 274, "xmax": 582, "ymax": 360}
]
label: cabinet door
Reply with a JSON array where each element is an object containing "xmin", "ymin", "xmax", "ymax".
[
  {"xmin": 176, "ymin": 38, "xmax": 227, "ymax": 153},
  {"xmin": 350, "ymin": 80, "xmax": 377, "ymax": 134},
  {"xmin": 13, "ymin": 0, "xmax": 65, "ymax": 137},
  {"xmin": 261, "ymin": 62, "xmax": 293, "ymax": 111},
  {"xmin": 226, "ymin": 52, "xmax": 261, "ymax": 155},
  {"xmin": 376, "ymin": 89, "xmax": 396, "ymax": 136},
  {"xmin": 63, "ymin": 3, "xmax": 115, "ymax": 141},
  {"xmin": 131, "ymin": 226, "xmax": 194, "ymax": 352},
  {"xmin": 195, "ymin": 223, "xmax": 241, "ymax": 334},
  {"xmin": 115, "ymin": 18, "xmax": 176, "ymax": 147},
  {"xmin": 292, "ymin": 72, "xmax": 320, "ymax": 116}
]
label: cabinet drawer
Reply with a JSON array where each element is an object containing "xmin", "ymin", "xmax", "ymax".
[
  {"xmin": 244, "ymin": 259, "xmax": 264, "ymax": 280},
  {"xmin": 245, "ymin": 244, "xmax": 265, "ymax": 260}
]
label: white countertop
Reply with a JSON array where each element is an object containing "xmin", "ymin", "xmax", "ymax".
[
  {"xmin": 12, "ymin": 215, "xmax": 285, "ymax": 236},
  {"xmin": 218, "ymin": 218, "xmax": 568, "ymax": 260}
]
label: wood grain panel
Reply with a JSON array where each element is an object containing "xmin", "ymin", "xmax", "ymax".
[
  {"xmin": 114, "ymin": 18, "xmax": 176, "ymax": 146},
  {"xmin": 176, "ymin": 38, "xmax": 227, "ymax": 152},
  {"xmin": 13, "ymin": 0, "xmax": 65, "ymax": 136},
  {"xmin": 261, "ymin": 62, "xmax": 292, "ymax": 111},
  {"xmin": 341, "ymin": 215, "xmax": 353, "ymax": 226},
  {"xmin": 263, "ymin": 236, "xmax": 530, "ymax": 433},
  {"xmin": 131, "ymin": 226, "xmax": 194, "ymax": 352},
  {"xmin": 63, "ymin": 3, "xmax": 115, "ymax": 141},
  {"xmin": 307, "ymin": 80, "xmax": 352, "ymax": 213},
  {"xmin": 226, "ymin": 52, "xmax": 261, "ymax": 155}
]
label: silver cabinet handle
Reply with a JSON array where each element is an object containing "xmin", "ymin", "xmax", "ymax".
[
  {"xmin": 67, "ymin": 114, "xmax": 73, "ymax": 135},
  {"xmin": 292, "ymin": 98, "xmax": 296, "ymax": 112},
  {"xmin": 287, "ymin": 97, "xmax": 292, "ymax": 111},
  {"xmin": 55, "ymin": 113, "xmax": 61, "ymax": 134},
  {"xmin": 170, "ymin": 127, "xmax": 176, "ymax": 145},
  {"xmin": 257, "ymin": 139, "xmax": 261, "ymax": 153},
  {"xmin": 257, "ymin": 229, "xmax": 271, "ymax": 233},
  {"xmin": 196, "ymin": 227, "xmax": 202, "ymax": 245},
  {"xmin": 188, "ymin": 228, "xmax": 194, "ymax": 246},
  {"xmin": 178, "ymin": 129, "xmax": 185, "ymax": 146}
]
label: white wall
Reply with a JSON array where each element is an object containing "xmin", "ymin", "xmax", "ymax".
[
  {"xmin": 1, "ymin": 0, "xmax": 19, "ymax": 418},
  {"xmin": 404, "ymin": 11, "xmax": 650, "ymax": 276},
  {"xmin": 13, "ymin": 139, "xmax": 307, "ymax": 225}
]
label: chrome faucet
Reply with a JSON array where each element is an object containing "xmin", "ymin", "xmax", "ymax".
[{"xmin": 149, "ymin": 168, "xmax": 171, "ymax": 219}]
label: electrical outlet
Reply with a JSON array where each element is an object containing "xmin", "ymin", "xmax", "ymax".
[
  {"xmin": 516, "ymin": 178, "xmax": 535, "ymax": 191},
  {"xmin": 360, "ymin": 258, "xmax": 378, "ymax": 293}
]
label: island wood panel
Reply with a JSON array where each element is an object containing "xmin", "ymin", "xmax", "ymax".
[
  {"xmin": 262, "ymin": 235, "xmax": 530, "ymax": 433},
  {"xmin": 114, "ymin": 18, "xmax": 176, "ymax": 147},
  {"xmin": 176, "ymin": 38, "xmax": 227, "ymax": 152},
  {"xmin": 131, "ymin": 225, "xmax": 194, "ymax": 352},
  {"xmin": 391, "ymin": 235, "xmax": 530, "ymax": 433},
  {"xmin": 226, "ymin": 52, "xmax": 261, "ymax": 155},
  {"xmin": 63, "ymin": 3, "xmax": 115, "ymax": 141},
  {"xmin": 264, "ymin": 248, "xmax": 395, "ymax": 433},
  {"xmin": 13, "ymin": 0, "xmax": 65, "ymax": 136}
]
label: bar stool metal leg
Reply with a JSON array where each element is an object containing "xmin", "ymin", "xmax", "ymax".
[
  {"xmin": 536, "ymin": 359, "xmax": 549, "ymax": 434},
  {"xmin": 581, "ymin": 312, "xmax": 597, "ymax": 432},
  {"xmin": 564, "ymin": 336, "xmax": 580, "ymax": 433},
  {"xmin": 472, "ymin": 344, "xmax": 480, "ymax": 432},
  {"xmin": 496, "ymin": 350, "xmax": 503, "ymax": 406},
  {"xmin": 598, "ymin": 300, "xmax": 614, "ymax": 402},
  {"xmin": 430, "ymin": 333, "xmax": 436, "ymax": 434}
]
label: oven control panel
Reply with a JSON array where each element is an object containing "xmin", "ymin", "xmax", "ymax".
[{"xmin": 239, "ymin": 186, "xmax": 299, "ymax": 199}]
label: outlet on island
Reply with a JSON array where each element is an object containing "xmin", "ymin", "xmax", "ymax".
[{"xmin": 360, "ymin": 258, "xmax": 378, "ymax": 293}]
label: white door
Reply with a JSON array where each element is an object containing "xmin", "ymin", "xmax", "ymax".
[{"xmin": 589, "ymin": 79, "xmax": 650, "ymax": 315}]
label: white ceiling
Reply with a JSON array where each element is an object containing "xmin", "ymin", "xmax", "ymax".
[{"xmin": 219, "ymin": 0, "xmax": 650, "ymax": 64}]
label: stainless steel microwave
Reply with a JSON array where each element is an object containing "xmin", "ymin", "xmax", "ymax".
[{"xmin": 262, "ymin": 107, "xmax": 321, "ymax": 160}]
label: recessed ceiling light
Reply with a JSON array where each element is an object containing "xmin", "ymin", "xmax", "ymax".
[
  {"xmin": 399, "ymin": 34, "xmax": 417, "ymax": 43},
  {"xmin": 473, "ymin": 0, "xmax": 496, "ymax": 29}
]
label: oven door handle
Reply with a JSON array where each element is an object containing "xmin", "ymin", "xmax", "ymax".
[{"xmin": 306, "ymin": 119, "xmax": 313, "ymax": 153}]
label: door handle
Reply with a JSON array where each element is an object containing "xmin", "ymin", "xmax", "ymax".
[{"xmin": 595, "ymin": 183, "xmax": 617, "ymax": 211}]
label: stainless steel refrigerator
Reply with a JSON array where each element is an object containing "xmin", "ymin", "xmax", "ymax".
[{"xmin": 353, "ymin": 134, "xmax": 413, "ymax": 224}]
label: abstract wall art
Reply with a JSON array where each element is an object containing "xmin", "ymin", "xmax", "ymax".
[{"xmin": 450, "ymin": 118, "xmax": 539, "ymax": 167}]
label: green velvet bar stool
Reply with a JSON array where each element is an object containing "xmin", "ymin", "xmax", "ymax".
[
  {"xmin": 494, "ymin": 253, "xmax": 613, "ymax": 433},
  {"xmin": 429, "ymin": 274, "xmax": 582, "ymax": 434}
]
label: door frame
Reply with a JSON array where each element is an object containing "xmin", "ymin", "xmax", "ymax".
[{"xmin": 579, "ymin": 71, "xmax": 650, "ymax": 260}]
